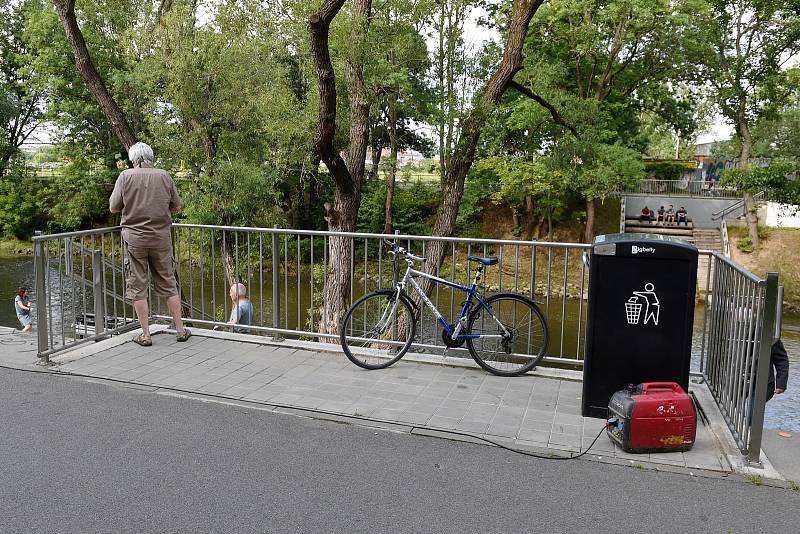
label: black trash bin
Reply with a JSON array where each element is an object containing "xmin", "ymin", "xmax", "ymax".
[{"xmin": 582, "ymin": 233, "xmax": 698, "ymax": 418}]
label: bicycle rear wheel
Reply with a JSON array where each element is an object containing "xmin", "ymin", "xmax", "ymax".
[
  {"xmin": 466, "ymin": 292, "xmax": 549, "ymax": 377},
  {"xmin": 340, "ymin": 289, "xmax": 416, "ymax": 370}
]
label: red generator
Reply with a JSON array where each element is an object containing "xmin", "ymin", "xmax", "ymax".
[{"xmin": 606, "ymin": 382, "xmax": 696, "ymax": 453}]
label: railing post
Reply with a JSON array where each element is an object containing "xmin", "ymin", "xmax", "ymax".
[
  {"xmin": 64, "ymin": 237, "xmax": 73, "ymax": 275},
  {"xmin": 747, "ymin": 272, "xmax": 779, "ymax": 466},
  {"xmin": 92, "ymin": 250, "xmax": 107, "ymax": 340},
  {"xmin": 33, "ymin": 231, "xmax": 49, "ymax": 363},
  {"xmin": 271, "ymin": 231, "xmax": 282, "ymax": 340},
  {"xmin": 775, "ymin": 285, "xmax": 783, "ymax": 341}
]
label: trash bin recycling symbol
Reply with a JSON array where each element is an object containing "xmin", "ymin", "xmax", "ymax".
[{"xmin": 625, "ymin": 283, "xmax": 660, "ymax": 326}]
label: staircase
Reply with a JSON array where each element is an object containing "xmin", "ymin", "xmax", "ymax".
[
  {"xmin": 622, "ymin": 218, "xmax": 724, "ymax": 294},
  {"xmin": 623, "ymin": 218, "xmax": 695, "ymax": 244},
  {"xmin": 693, "ymin": 227, "xmax": 724, "ymax": 293}
]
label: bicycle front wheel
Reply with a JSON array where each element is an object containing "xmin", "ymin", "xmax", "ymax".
[
  {"xmin": 340, "ymin": 289, "xmax": 416, "ymax": 370},
  {"xmin": 466, "ymin": 293, "xmax": 549, "ymax": 377}
]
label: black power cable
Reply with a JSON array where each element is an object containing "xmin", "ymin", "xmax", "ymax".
[{"xmin": 0, "ymin": 362, "xmax": 612, "ymax": 461}]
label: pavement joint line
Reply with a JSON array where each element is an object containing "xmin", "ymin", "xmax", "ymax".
[
  {"xmin": 7, "ymin": 328, "xmax": 792, "ymax": 487},
  {"xmin": 5, "ymin": 361, "xmax": 770, "ymax": 486}
]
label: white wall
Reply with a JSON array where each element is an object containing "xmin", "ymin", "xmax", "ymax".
[{"xmin": 765, "ymin": 202, "xmax": 800, "ymax": 228}]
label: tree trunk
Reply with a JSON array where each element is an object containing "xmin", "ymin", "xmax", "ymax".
[
  {"xmin": 309, "ymin": 0, "xmax": 371, "ymax": 336},
  {"xmin": 369, "ymin": 140, "xmax": 382, "ymax": 181},
  {"xmin": 417, "ymin": 0, "xmax": 545, "ymax": 294},
  {"xmin": 53, "ymin": 0, "xmax": 136, "ymax": 150},
  {"xmin": 738, "ymin": 114, "xmax": 760, "ymax": 250},
  {"xmin": 384, "ymin": 101, "xmax": 399, "ymax": 235},
  {"xmin": 221, "ymin": 232, "xmax": 237, "ymax": 289},
  {"xmin": 584, "ymin": 198, "xmax": 596, "ymax": 243}
]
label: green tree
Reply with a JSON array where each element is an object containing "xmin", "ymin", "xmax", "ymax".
[
  {"xmin": 366, "ymin": 0, "xmax": 432, "ymax": 233},
  {"xmin": 515, "ymin": 0, "xmax": 705, "ymax": 241},
  {"xmin": 700, "ymin": 0, "xmax": 800, "ymax": 249},
  {"xmin": 0, "ymin": 0, "xmax": 47, "ymax": 173}
]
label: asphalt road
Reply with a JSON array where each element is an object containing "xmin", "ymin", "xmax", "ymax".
[{"xmin": 1, "ymin": 367, "xmax": 797, "ymax": 534}]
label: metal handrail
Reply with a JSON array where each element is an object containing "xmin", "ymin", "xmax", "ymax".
[
  {"xmin": 710, "ymin": 191, "xmax": 767, "ymax": 221},
  {"xmin": 32, "ymin": 223, "xmax": 778, "ymax": 463},
  {"xmin": 620, "ymin": 179, "xmax": 743, "ymax": 198},
  {"xmin": 719, "ymin": 219, "xmax": 731, "ymax": 258},
  {"xmin": 170, "ymin": 223, "xmax": 592, "ymax": 249}
]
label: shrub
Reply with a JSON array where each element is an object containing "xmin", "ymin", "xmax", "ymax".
[
  {"xmin": 358, "ymin": 181, "xmax": 439, "ymax": 235},
  {"xmin": 737, "ymin": 236, "xmax": 753, "ymax": 253},
  {"xmin": 0, "ymin": 174, "xmax": 48, "ymax": 239},
  {"xmin": 644, "ymin": 161, "xmax": 693, "ymax": 181}
]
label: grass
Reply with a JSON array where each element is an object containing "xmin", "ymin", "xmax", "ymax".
[
  {"xmin": 789, "ymin": 481, "xmax": 800, "ymax": 492},
  {"xmin": 728, "ymin": 225, "xmax": 800, "ymax": 310},
  {"xmin": 747, "ymin": 474, "xmax": 763, "ymax": 486}
]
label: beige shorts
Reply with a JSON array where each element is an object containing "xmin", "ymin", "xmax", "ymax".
[{"xmin": 124, "ymin": 243, "xmax": 178, "ymax": 301}]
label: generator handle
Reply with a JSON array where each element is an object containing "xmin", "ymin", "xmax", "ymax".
[{"xmin": 640, "ymin": 382, "xmax": 682, "ymax": 393}]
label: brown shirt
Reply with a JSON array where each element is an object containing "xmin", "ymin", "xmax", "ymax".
[{"xmin": 109, "ymin": 163, "xmax": 181, "ymax": 248}]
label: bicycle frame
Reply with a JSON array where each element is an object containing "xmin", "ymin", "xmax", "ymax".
[{"xmin": 393, "ymin": 260, "xmax": 510, "ymax": 341}]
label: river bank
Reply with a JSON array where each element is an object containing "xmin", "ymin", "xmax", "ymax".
[
  {"xmin": 0, "ymin": 238, "xmax": 33, "ymax": 259},
  {"xmin": 729, "ymin": 226, "xmax": 800, "ymax": 312}
]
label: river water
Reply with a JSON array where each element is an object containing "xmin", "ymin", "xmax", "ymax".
[{"xmin": 2, "ymin": 257, "xmax": 798, "ymax": 431}]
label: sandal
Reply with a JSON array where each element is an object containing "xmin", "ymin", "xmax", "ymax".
[
  {"xmin": 176, "ymin": 328, "xmax": 192, "ymax": 342},
  {"xmin": 133, "ymin": 333, "xmax": 152, "ymax": 347}
]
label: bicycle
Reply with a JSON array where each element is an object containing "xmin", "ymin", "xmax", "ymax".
[{"xmin": 339, "ymin": 240, "xmax": 550, "ymax": 377}]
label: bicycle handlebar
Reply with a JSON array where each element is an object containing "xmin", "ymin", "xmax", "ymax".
[{"xmin": 384, "ymin": 239, "xmax": 426, "ymax": 263}]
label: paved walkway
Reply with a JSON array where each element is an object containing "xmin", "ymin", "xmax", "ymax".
[{"xmin": 2, "ymin": 326, "xmax": 793, "ymax": 482}]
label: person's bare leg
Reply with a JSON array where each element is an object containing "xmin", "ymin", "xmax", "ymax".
[
  {"xmin": 166, "ymin": 294, "xmax": 185, "ymax": 334},
  {"xmin": 133, "ymin": 299, "xmax": 151, "ymax": 338},
  {"xmin": 22, "ymin": 324, "xmax": 32, "ymax": 333}
]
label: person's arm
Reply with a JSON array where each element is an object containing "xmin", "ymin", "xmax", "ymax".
[
  {"xmin": 109, "ymin": 174, "xmax": 124, "ymax": 214},
  {"xmin": 168, "ymin": 176, "xmax": 182, "ymax": 213},
  {"xmin": 228, "ymin": 303, "xmax": 241, "ymax": 325},
  {"xmin": 772, "ymin": 340, "xmax": 789, "ymax": 392}
]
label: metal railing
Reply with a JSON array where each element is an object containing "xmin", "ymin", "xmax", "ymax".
[
  {"xmin": 621, "ymin": 179, "xmax": 743, "ymax": 199},
  {"xmin": 151, "ymin": 225, "xmax": 592, "ymax": 367},
  {"xmin": 33, "ymin": 227, "xmax": 138, "ymax": 361},
  {"xmin": 32, "ymin": 224, "xmax": 779, "ymax": 463},
  {"xmin": 719, "ymin": 219, "xmax": 731, "ymax": 258},
  {"xmin": 698, "ymin": 252, "xmax": 779, "ymax": 464},
  {"xmin": 710, "ymin": 191, "xmax": 767, "ymax": 221}
]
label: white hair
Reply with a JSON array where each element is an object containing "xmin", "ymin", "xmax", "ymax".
[
  {"xmin": 231, "ymin": 282, "xmax": 247, "ymax": 297},
  {"xmin": 128, "ymin": 142, "xmax": 154, "ymax": 167}
]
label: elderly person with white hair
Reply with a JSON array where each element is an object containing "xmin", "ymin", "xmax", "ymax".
[
  {"xmin": 214, "ymin": 282, "xmax": 253, "ymax": 333},
  {"xmin": 109, "ymin": 142, "xmax": 190, "ymax": 346}
]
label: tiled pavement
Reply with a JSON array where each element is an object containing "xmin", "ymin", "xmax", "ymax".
[{"xmin": 46, "ymin": 330, "xmax": 729, "ymax": 473}]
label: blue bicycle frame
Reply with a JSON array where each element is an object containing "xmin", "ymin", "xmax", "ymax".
[{"xmin": 395, "ymin": 259, "xmax": 510, "ymax": 342}]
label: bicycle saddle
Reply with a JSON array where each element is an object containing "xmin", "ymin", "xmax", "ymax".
[{"xmin": 467, "ymin": 255, "xmax": 498, "ymax": 266}]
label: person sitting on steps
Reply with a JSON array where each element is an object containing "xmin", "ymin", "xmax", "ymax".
[
  {"xmin": 676, "ymin": 206, "xmax": 689, "ymax": 226},
  {"xmin": 639, "ymin": 205, "xmax": 654, "ymax": 224},
  {"xmin": 657, "ymin": 206, "xmax": 665, "ymax": 224},
  {"xmin": 665, "ymin": 204, "xmax": 675, "ymax": 225}
]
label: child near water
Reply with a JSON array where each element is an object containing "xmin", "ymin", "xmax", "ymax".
[{"xmin": 14, "ymin": 287, "xmax": 32, "ymax": 333}]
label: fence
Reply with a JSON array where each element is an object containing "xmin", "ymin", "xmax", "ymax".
[
  {"xmin": 621, "ymin": 179, "xmax": 742, "ymax": 199},
  {"xmin": 155, "ymin": 225, "xmax": 593, "ymax": 368},
  {"xmin": 32, "ymin": 227, "xmax": 137, "ymax": 360},
  {"xmin": 32, "ymin": 225, "xmax": 779, "ymax": 463},
  {"xmin": 698, "ymin": 252, "xmax": 779, "ymax": 464}
]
